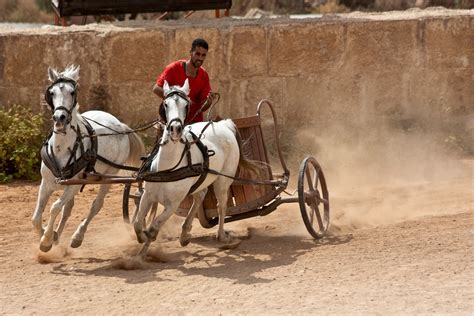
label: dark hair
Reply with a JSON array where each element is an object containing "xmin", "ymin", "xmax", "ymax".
[{"xmin": 191, "ymin": 38, "xmax": 209, "ymax": 51}]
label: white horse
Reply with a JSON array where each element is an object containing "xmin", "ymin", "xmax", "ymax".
[
  {"xmin": 32, "ymin": 65, "xmax": 145, "ymax": 252},
  {"xmin": 133, "ymin": 79, "xmax": 257, "ymax": 256}
]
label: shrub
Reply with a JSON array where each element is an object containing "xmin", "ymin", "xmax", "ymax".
[{"xmin": 0, "ymin": 105, "xmax": 46, "ymax": 182}]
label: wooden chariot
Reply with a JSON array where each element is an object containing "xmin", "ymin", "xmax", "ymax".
[{"xmin": 122, "ymin": 99, "xmax": 330, "ymax": 239}]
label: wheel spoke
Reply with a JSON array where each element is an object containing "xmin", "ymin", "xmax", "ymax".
[
  {"xmin": 309, "ymin": 204, "xmax": 315, "ymax": 225},
  {"xmin": 312, "ymin": 204, "xmax": 325, "ymax": 232},
  {"xmin": 313, "ymin": 167, "xmax": 319, "ymax": 190},
  {"xmin": 320, "ymin": 197, "xmax": 329, "ymax": 205},
  {"xmin": 305, "ymin": 167, "xmax": 314, "ymax": 191}
]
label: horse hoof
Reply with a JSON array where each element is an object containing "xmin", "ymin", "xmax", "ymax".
[
  {"xmin": 39, "ymin": 243, "xmax": 53, "ymax": 253},
  {"xmin": 70, "ymin": 238, "xmax": 83, "ymax": 248},
  {"xmin": 217, "ymin": 232, "xmax": 231, "ymax": 243},
  {"xmin": 135, "ymin": 231, "xmax": 146, "ymax": 244},
  {"xmin": 144, "ymin": 229, "xmax": 157, "ymax": 242},
  {"xmin": 180, "ymin": 237, "xmax": 190, "ymax": 247}
]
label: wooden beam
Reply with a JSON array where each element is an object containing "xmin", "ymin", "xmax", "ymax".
[{"xmin": 53, "ymin": 0, "xmax": 232, "ymax": 17}]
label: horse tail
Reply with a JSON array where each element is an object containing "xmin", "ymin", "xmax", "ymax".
[{"xmin": 125, "ymin": 128, "xmax": 146, "ymax": 171}]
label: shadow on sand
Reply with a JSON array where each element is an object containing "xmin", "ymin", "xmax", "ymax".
[{"xmin": 50, "ymin": 230, "xmax": 352, "ymax": 285}]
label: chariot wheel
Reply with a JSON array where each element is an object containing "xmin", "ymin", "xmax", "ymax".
[
  {"xmin": 298, "ymin": 156, "xmax": 330, "ymax": 239},
  {"xmin": 197, "ymin": 204, "xmax": 217, "ymax": 228},
  {"xmin": 122, "ymin": 182, "xmax": 143, "ymax": 224},
  {"xmin": 122, "ymin": 182, "xmax": 157, "ymax": 225}
]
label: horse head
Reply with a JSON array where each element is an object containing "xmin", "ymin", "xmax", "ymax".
[
  {"xmin": 45, "ymin": 65, "xmax": 80, "ymax": 134},
  {"xmin": 162, "ymin": 79, "xmax": 190, "ymax": 142}
]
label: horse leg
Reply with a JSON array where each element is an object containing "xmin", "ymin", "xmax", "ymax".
[
  {"xmin": 70, "ymin": 183, "xmax": 111, "ymax": 248},
  {"xmin": 138, "ymin": 202, "xmax": 178, "ymax": 259},
  {"xmin": 180, "ymin": 189, "xmax": 207, "ymax": 247},
  {"xmin": 54, "ymin": 198, "xmax": 74, "ymax": 244},
  {"xmin": 40, "ymin": 186, "xmax": 80, "ymax": 252},
  {"xmin": 148, "ymin": 202, "xmax": 159, "ymax": 226},
  {"xmin": 32, "ymin": 180, "xmax": 53, "ymax": 236},
  {"xmin": 133, "ymin": 190, "xmax": 154, "ymax": 244},
  {"xmin": 214, "ymin": 184, "xmax": 232, "ymax": 243}
]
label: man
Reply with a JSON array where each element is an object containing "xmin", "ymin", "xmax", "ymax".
[{"xmin": 153, "ymin": 38, "xmax": 214, "ymax": 124}]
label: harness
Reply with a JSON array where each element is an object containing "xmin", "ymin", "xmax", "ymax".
[
  {"xmin": 42, "ymin": 77, "xmax": 140, "ymax": 181},
  {"xmin": 41, "ymin": 119, "xmax": 98, "ymax": 180},
  {"xmin": 137, "ymin": 129, "xmax": 214, "ymax": 195}
]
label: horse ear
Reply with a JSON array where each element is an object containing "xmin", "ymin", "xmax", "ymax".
[
  {"xmin": 69, "ymin": 65, "xmax": 80, "ymax": 81},
  {"xmin": 163, "ymin": 80, "xmax": 170, "ymax": 95},
  {"xmin": 48, "ymin": 67, "xmax": 58, "ymax": 82},
  {"xmin": 182, "ymin": 79, "xmax": 190, "ymax": 95}
]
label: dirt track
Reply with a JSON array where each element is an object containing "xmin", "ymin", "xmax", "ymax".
[{"xmin": 0, "ymin": 158, "xmax": 472, "ymax": 315}]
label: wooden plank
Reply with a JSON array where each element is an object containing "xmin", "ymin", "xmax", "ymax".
[
  {"xmin": 179, "ymin": 195, "xmax": 193, "ymax": 209},
  {"xmin": 233, "ymin": 115, "xmax": 261, "ymax": 129},
  {"xmin": 253, "ymin": 125, "xmax": 274, "ymax": 195},
  {"xmin": 231, "ymin": 183, "xmax": 246, "ymax": 206},
  {"xmin": 53, "ymin": 0, "xmax": 232, "ymax": 17},
  {"xmin": 238, "ymin": 127, "xmax": 258, "ymax": 202}
]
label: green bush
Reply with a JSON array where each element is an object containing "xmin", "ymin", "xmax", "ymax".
[{"xmin": 0, "ymin": 105, "xmax": 46, "ymax": 182}]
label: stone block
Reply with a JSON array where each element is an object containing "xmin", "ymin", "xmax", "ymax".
[
  {"xmin": 229, "ymin": 26, "xmax": 266, "ymax": 78},
  {"xmin": 229, "ymin": 77, "xmax": 288, "ymax": 120},
  {"xmin": 107, "ymin": 83, "xmax": 158, "ymax": 125},
  {"xmin": 345, "ymin": 20, "xmax": 418, "ymax": 74},
  {"xmin": 3, "ymin": 35, "xmax": 47, "ymax": 86},
  {"xmin": 107, "ymin": 30, "xmax": 167, "ymax": 83},
  {"xmin": 268, "ymin": 22, "xmax": 345, "ymax": 76},
  {"xmin": 423, "ymin": 17, "xmax": 474, "ymax": 70},
  {"xmin": 38, "ymin": 32, "xmax": 102, "ymax": 87}
]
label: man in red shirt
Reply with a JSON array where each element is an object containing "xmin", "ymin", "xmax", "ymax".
[{"xmin": 153, "ymin": 38, "xmax": 214, "ymax": 124}]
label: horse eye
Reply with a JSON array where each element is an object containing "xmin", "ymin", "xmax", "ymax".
[{"xmin": 71, "ymin": 91, "xmax": 76, "ymax": 96}]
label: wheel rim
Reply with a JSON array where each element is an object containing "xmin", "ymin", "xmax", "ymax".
[
  {"xmin": 122, "ymin": 182, "xmax": 143, "ymax": 224},
  {"xmin": 298, "ymin": 156, "xmax": 330, "ymax": 239}
]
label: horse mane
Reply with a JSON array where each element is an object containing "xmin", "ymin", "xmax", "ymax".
[{"xmin": 60, "ymin": 64, "xmax": 80, "ymax": 81}]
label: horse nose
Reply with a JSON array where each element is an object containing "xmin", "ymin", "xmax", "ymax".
[
  {"xmin": 52, "ymin": 113, "xmax": 67, "ymax": 123},
  {"xmin": 171, "ymin": 124, "xmax": 182, "ymax": 134}
]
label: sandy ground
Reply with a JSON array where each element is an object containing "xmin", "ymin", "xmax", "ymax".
[{"xmin": 0, "ymin": 156, "xmax": 472, "ymax": 314}]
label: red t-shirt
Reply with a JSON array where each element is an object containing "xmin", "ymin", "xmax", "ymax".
[{"xmin": 156, "ymin": 59, "xmax": 211, "ymax": 123}]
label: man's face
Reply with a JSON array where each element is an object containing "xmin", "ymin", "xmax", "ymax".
[{"xmin": 190, "ymin": 46, "xmax": 208, "ymax": 68}]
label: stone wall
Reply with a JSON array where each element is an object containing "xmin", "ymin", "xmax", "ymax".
[{"xmin": 0, "ymin": 9, "xmax": 472, "ymax": 139}]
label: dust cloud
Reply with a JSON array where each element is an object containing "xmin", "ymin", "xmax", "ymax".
[
  {"xmin": 282, "ymin": 115, "xmax": 471, "ymax": 234},
  {"xmin": 36, "ymin": 244, "xmax": 70, "ymax": 263}
]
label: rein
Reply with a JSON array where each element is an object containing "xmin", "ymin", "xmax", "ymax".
[
  {"xmin": 136, "ymin": 130, "xmax": 211, "ymax": 195},
  {"xmin": 136, "ymin": 120, "xmax": 277, "ymax": 196}
]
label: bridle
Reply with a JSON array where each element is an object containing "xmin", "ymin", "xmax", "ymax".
[
  {"xmin": 44, "ymin": 76, "xmax": 78, "ymax": 128},
  {"xmin": 42, "ymin": 76, "xmax": 141, "ymax": 181},
  {"xmin": 163, "ymin": 89, "xmax": 190, "ymax": 134}
]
